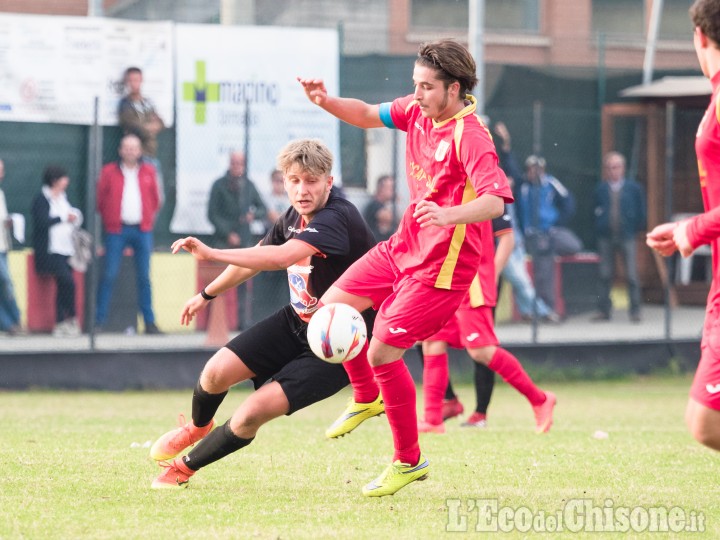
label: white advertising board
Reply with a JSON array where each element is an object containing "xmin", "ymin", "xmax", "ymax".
[
  {"xmin": 0, "ymin": 13, "xmax": 173, "ymax": 126},
  {"xmin": 171, "ymin": 23, "xmax": 339, "ymax": 234}
]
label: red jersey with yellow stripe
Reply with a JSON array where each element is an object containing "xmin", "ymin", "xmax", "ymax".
[
  {"xmin": 380, "ymin": 94, "xmax": 513, "ymax": 291},
  {"xmin": 465, "ymin": 206, "xmax": 513, "ymax": 308},
  {"xmin": 687, "ymin": 71, "xmax": 720, "ymax": 311}
]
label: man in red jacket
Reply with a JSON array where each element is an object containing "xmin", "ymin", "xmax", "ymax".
[{"xmin": 96, "ymin": 133, "xmax": 162, "ymax": 334}]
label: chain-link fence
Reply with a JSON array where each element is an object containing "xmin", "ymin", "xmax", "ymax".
[{"xmin": 0, "ymin": 1, "xmax": 710, "ymax": 354}]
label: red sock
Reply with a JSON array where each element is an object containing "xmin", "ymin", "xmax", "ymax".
[
  {"xmin": 372, "ymin": 359, "xmax": 420, "ymax": 465},
  {"xmin": 342, "ymin": 340, "xmax": 379, "ymax": 403},
  {"xmin": 487, "ymin": 348, "xmax": 546, "ymax": 406},
  {"xmin": 422, "ymin": 353, "xmax": 448, "ymax": 425}
]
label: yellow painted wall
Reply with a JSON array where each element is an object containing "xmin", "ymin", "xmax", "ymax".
[{"xmin": 8, "ymin": 249, "xmax": 198, "ymax": 332}]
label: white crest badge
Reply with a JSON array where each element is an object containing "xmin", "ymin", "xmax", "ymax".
[{"xmin": 435, "ymin": 140, "xmax": 451, "ymax": 161}]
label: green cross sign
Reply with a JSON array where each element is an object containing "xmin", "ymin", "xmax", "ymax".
[{"xmin": 182, "ymin": 60, "xmax": 220, "ymax": 124}]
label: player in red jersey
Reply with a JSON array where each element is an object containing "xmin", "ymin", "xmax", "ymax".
[
  {"xmin": 647, "ymin": 0, "xmax": 720, "ymax": 451},
  {"xmin": 298, "ymin": 39, "xmax": 513, "ymax": 496},
  {"xmin": 419, "ymin": 208, "xmax": 556, "ymax": 434}
]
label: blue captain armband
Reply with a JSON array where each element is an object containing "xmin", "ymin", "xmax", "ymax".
[{"xmin": 379, "ymin": 102, "xmax": 395, "ymax": 128}]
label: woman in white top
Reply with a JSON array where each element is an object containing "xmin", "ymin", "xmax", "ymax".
[{"xmin": 31, "ymin": 165, "xmax": 82, "ymax": 337}]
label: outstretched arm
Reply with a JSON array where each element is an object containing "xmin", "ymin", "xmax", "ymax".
[
  {"xmin": 297, "ymin": 77, "xmax": 384, "ymax": 129},
  {"xmin": 172, "ymin": 236, "xmax": 317, "ymax": 271}
]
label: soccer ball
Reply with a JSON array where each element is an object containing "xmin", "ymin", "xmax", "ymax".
[{"xmin": 307, "ymin": 303, "xmax": 367, "ymax": 363}]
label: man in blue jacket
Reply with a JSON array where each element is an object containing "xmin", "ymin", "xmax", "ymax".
[
  {"xmin": 517, "ymin": 155, "xmax": 582, "ymax": 313},
  {"xmin": 593, "ymin": 151, "xmax": 646, "ymax": 322}
]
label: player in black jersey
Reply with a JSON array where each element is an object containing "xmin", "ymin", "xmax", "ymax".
[{"xmin": 149, "ymin": 138, "xmax": 376, "ymax": 489}]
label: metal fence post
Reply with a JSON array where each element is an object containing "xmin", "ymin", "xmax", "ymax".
[{"xmin": 86, "ymin": 97, "xmax": 102, "ymax": 349}]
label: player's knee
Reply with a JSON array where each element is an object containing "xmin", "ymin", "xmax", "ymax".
[
  {"xmin": 468, "ymin": 346, "xmax": 495, "ymax": 365},
  {"xmin": 229, "ymin": 410, "xmax": 261, "ymax": 438},
  {"xmin": 689, "ymin": 424, "xmax": 720, "ymax": 450},
  {"xmin": 199, "ymin": 363, "xmax": 230, "ymax": 393},
  {"xmin": 687, "ymin": 410, "xmax": 720, "ymax": 451}
]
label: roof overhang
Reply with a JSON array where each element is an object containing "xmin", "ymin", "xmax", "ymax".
[{"xmin": 619, "ymin": 76, "xmax": 711, "ymax": 98}]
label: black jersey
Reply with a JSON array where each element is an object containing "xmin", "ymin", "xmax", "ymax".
[{"xmin": 261, "ymin": 190, "xmax": 375, "ymax": 321}]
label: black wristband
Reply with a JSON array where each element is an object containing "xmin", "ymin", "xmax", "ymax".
[{"xmin": 200, "ymin": 288, "xmax": 217, "ymax": 301}]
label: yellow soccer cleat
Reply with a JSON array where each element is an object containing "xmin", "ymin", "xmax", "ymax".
[
  {"xmin": 325, "ymin": 394, "xmax": 385, "ymax": 438},
  {"xmin": 362, "ymin": 455, "xmax": 430, "ymax": 497},
  {"xmin": 149, "ymin": 414, "xmax": 215, "ymax": 461}
]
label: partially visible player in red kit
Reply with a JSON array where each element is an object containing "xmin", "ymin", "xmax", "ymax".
[
  {"xmin": 647, "ymin": 0, "xmax": 720, "ymax": 452},
  {"xmin": 419, "ymin": 206, "xmax": 556, "ymax": 434},
  {"xmin": 298, "ymin": 39, "xmax": 513, "ymax": 497}
]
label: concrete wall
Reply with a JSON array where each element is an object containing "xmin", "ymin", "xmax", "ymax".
[{"xmin": 0, "ymin": 340, "xmax": 701, "ymax": 390}]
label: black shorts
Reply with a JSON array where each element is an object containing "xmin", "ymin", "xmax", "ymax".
[{"xmin": 224, "ymin": 305, "xmax": 350, "ymax": 415}]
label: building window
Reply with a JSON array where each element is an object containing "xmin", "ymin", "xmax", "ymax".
[
  {"xmin": 593, "ymin": 0, "xmax": 694, "ymax": 39},
  {"xmin": 411, "ymin": 0, "xmax": 539, "ymax": 33},
  {"xmin": 592, "ymin": 0, "xmax": 644, "ymax": 37},
  {"xmin": 486, "ymin": 0, "xmax": 539, "ymax": 32}
]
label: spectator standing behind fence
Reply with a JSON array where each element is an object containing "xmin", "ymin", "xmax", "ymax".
[
  {"xmin": 31, "ymin": 166, "xmax": 81, "ymax": 337},
  {"xmin": 96, "ymin": 134, "xmax": 162, "ymax": 335},
  {"xmin": 207, "ymin": 151, "xmax": 267, "ymax": 330},
  {"xmin": 363, "ymin": 174, "xmax": 398, "ymax": 243},
  {"xmin": 265, "ymin": 169, "xmax": 288, "ymax": 224},
  {"xmin": 208, "ymin": 152, "xmax": 268, "ymax": 249},
  {"xmin": 516, "ymin": 155, "xmax": 582, "ymax": 313},
  {"xmin": 118, "ymin": 66, "xmax": 165, "ymax": 206},
  {"xmin": 492, "ymin": 123, "xmax": 560, "ymax": 324},
  {"xmin": 0, "ymin": 159, "xmax": 22, "ymax": 336},
  {"xmin": 592, "ymin": 151, "xmax": 646, "ymax": 323}
]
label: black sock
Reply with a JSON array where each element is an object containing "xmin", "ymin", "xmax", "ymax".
[
  {"xmin": 183, "ymin": 420, "xmax": 254, "ymax": 471},
  {"xmin": 192, "ymin": 380, "xmax": 228, "ymax": 428},
  {"xmin": 474, "ymin": 363, "xmax": 495, "ymax": 414},
  {"xmin": 444, "ymin": 379, "xmax": 457, "ymax": 401}
]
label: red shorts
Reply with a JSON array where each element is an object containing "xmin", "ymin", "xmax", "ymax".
[
  {"xmin": 426, "ymin": 305, "xmax": 498, "ymax": 349},
  {"xmin": 690, "ymin": 312, "xmax": 720, "ymax": 410},
  {"xmin": 333, "ymin": 243, "xmax": 466, "ymax": 349}
]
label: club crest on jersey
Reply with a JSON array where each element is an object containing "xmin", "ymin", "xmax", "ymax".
[
  {"xmin": 288, "ymin": 272, "xmax": 318, "ymax": 313},
  {"xmin": 435, "ymin": 140, "xmax": 451, "ymax": 161},
  {"xmin": 288, "ymin": 264, "xmax": 318, "ymax": 313}
]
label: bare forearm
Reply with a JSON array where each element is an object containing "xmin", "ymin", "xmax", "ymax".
[
  {"xmin": 206, "ymin": 244, "xmax": 293, "ymax": 271},
  {"xmin": 317, "ymin": 96, "xmax": 383, "ymax": 129},
  {"xmin": 494, "ymin": 233, "xmax": 515, "ymax": 275},
  {"xmin": 447, "ymin": 194, "xmax": 505, "ymax": 225},
  {"xmin": 205, "ymin": 265, "xmax": 259, "ymax": 297}
]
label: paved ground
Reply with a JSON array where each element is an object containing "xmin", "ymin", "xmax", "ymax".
[
  {"xmin": 0, "ymin": 304, "xmax": 705, "ymax": 354},
  {"xmin": 495, "ymin": 304, "xmax": 705, "ymax": 344}
]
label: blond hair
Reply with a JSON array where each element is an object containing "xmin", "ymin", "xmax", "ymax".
[{"xmin": 276, "ymin": 139, "xmax": 333, "ymax": 177}]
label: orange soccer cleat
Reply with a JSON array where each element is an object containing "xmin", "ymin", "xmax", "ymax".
[{"xmin": 149, "ymin": 414, "xmax": 215, "ymax": 461}]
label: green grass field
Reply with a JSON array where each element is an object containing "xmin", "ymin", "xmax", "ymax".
[{"xmin": 3, "ymin": 377, "xmax": 718, "ymax": 539}]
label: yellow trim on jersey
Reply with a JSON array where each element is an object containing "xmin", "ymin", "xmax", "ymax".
[
  {"xmin": 716, "ymin": 93, "xmax": 720, "ymax": 125},
  {"xmin": 454, "ymin": 117, "xmax": 464, "ymax": 161},
  {"xmin": 433, "ymin": 95, "xmax": 477, "ymax": 129},
  {"xmin": 467, "ymin": 273, "xmax": 484, "ymax": 308},
  {"xmin": 435, "ymin": 180, "xmax": 478, "ymax": 288}
]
